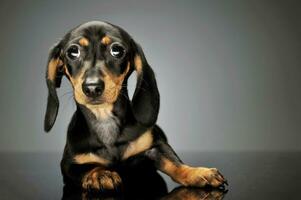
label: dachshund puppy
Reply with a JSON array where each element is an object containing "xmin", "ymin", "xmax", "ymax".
[{"xmin": 44, "ymin": 21, "xmax": 227, "ymax": 192}]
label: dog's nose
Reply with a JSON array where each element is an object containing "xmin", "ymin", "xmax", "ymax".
[{"xmin": 82, "ymin": 78, "xmax": 104, "ymax": 98}]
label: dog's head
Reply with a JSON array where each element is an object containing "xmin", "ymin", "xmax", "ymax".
[{"xmin": 44, "ymin": 21, "xmax": 159, "ymax": 132}]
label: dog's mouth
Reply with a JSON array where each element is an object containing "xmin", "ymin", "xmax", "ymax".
[
  {"xmin": 73, "ymin": 88, "xmax": 107, "ymax": 105},
  {"xmin": 86, "ymin": 97, "xmax": 104, "ymax": 105}
]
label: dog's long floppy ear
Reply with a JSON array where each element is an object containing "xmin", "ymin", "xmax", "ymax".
[
  {"xmin": 44, "ymin": 42, "xmax": 64, "ymax": 132},
  {"xmin": 131, "ymin": 40, "xmax": 160, "ymax": 127}
]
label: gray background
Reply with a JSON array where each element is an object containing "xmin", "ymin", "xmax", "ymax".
[{"xmin": 0, "ymin": 0, "xmax": 300, "ymax": 153}]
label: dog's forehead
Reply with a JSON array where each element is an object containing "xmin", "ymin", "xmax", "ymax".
[{"xmin": 69, "ymin": 21, "xmax": 124, "ymax": 42}]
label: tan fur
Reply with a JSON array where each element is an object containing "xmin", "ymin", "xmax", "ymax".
[
  {"xmin": 161, "ymin": 158, "xmax": 178, "ymax": 176},
  {"xmin": 79, "ymin": 37, "xmax": 89, "ymax": 46},
  {"xmin": 161, "ymin": 158, "xmax": 199, "ymax": 186},
  {"xmin": 161, "ymin": 158, "xmax": 222, "ymax": 187},
  {"xmin": 85, "ymin": 103, "xmax": 114, "ymax": 120},
  {"xmin": 122, "ymin": 129, "xmax": 153, "ymax": 160},
  {"xmin": 74, "ymin": 153, "xmax": 109, "ymax": 165},
  {"xmin": 134, "ymin": 55, "xmax": 143, "ymax": 75},
  {"xmin": 47, "ymin": 58, "xmax": 63, "ymax": 81},
  {"xmin": 64, "ymin": 61, "xmax": 130, "ymax": 121},
  {"xmin": 101, "ymin": 62, "xmax": 130, "ymax": 103},
  {"xmin": 101, "ymin": 36, "xmax": 112, "ymax": 45},
  {"xmin": 64, "ymin": 63, "xmax": 88, "ymax": 105},
  {"xmin": 82, "ymin": 167, "xmax": 122, "ymax": 190},
  {"xmin": 65, "ymin": 61, "xmax": 130, "ymax": 106}
]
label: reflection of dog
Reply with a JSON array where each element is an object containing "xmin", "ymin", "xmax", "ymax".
[
  {"xmin": 163, "ymin": 187, "xmax": 226, "ymax": 200},
  {"xmin": 44, "ymin": 21, "xmax": 227, "ymax": 191},
  {"xmin": 64, "ymin": 186, "xmax": 226, "ymax": 200}
]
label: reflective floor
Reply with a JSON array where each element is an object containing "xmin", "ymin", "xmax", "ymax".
[{"xmin": 0, "ymin": 152, "xmax": 300, "ymax": 200}]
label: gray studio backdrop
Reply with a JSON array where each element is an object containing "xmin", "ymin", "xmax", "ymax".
[{"xmin": 0, "ymin": 0, "xmax": 300, "ymax": 152}]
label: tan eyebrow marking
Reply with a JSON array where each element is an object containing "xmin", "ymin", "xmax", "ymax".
[
  {"xmin": 74, "ymin": 153, "xmax": 110, "ymax": 165},
  {"xmin": 79, "ymin": 37, "xmax": 89, "ymax": 46},
  {"xmin": 101, "ymin": 36, "xmax": 112, "ymax": 45}
]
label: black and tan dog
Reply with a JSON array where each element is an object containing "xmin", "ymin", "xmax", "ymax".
[{"xmin": 44, "ymin": 21, "xmax": 227, "ymax": 192}]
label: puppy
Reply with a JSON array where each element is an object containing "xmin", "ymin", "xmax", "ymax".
[{"xmin": 44, "ymin": 21, "xmax": 227, "ymax": 191}]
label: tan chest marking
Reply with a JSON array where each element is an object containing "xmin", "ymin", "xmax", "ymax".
[
  {"xmin": 74, "ymin": 153, "xmax": 110, "ymax": 166},
  {"xmin": 122, "ymin": 129, "xmax": 153, "ymax": 160}
]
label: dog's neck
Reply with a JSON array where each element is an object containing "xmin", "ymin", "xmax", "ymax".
[
  {"xmin": 77, "ymin": 93, "xmax": 130, "ymax": 146},
  {"xmin": 77, "ymin": 103, "xmax": 118, "ymax": 146}
]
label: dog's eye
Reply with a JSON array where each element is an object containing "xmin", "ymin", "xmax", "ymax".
[
  {"xmin": 66, "ymin": 45, "xmax": 80, "ymax": 60},
  {"xmin": 110, "ymin": 43, "xmax": 125, "ymax": 59}
]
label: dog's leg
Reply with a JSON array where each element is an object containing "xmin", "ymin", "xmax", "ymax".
[{"xmin": 145, "ymin": 142, "xmax": 227, "ymax": 188}]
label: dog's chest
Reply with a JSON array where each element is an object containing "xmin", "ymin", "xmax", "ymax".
[{"xmin": 90, "ymin": 115, "xmax": 120, "ymax": 146}]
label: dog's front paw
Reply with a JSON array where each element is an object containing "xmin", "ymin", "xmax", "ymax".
[
  {"xmin": 82, "ymin": 167, "xmax": 122, "ymax": 192},
  {"xmin": 176, "ymin": 166, "xmax": 227, "ymax": 188}
]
